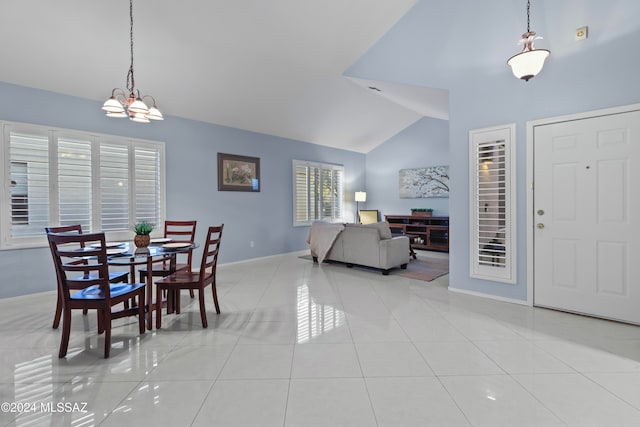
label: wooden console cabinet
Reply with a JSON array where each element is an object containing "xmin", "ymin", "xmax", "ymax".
[{"xmin": 385, "ymin": 215, "xmax": 449, "ymax": 252}]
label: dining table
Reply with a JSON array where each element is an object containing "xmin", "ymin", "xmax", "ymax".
[{"xmin": 106, "ymin": 239, "xmax": 197, "ymax": 330}]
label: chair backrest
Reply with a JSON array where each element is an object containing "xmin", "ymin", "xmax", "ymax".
[
  {"xmin": 45, "ymin": 224, "xmax": 84, "ymax": 244},
  {"xmin": 359, "ymin": 210, "xmax": 379, "ymax": 225},
  {"xmin": 198, "ymin": 225, "xmax": 224, "ymax": 284},
  {"xmin": 165, "ymin": 220, "xmax": 197, "ymax": 267},
  {"xmin": 47, "ymin": 232, "xmax": 112, "ymax": 299}
]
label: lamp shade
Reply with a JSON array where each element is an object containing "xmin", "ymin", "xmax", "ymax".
[
  {"xmin": 355, "ymin": 191, "xmax": 367, "ymax": 202},
  {"xmin": 507, "ymin": 48, "xmax": 550, "ymax": 81},
  {"xmin": 102, "ymin": 97, "xmax": 125, "ymax": 113}
]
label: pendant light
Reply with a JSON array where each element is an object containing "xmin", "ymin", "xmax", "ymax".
[
  {"xmin": 102, "ymin": 0, "xmax": 163, "ymax": 122},
  {"xmin": 507, "ymin": 0, "xmax": 550, "ymax": 81}
]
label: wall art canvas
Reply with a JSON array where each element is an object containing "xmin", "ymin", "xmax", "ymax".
[
  {"xmin": 217, "ymin": 153, "xmax": 260, "ymax": 192},
  {"xmin": 399, "ymin": 165, "xmax": 449, "ymax": 198}
]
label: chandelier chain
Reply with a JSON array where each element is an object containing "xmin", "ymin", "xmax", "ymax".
[
  {"xmin": 126, "ymin": 0, "xmax": 135, "ymax": 94},
  {"xmin": 526, "ymin": 0, "xmax": 531, "ymax": 33}
]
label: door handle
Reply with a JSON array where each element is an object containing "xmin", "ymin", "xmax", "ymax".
[{"xmin": 536, "ymin": 223, "xmax": 545, "ymax": 229}]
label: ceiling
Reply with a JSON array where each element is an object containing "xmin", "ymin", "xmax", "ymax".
[{"xmin": 0, "ymin": 0, "xmax": 448, "ymax": 153}]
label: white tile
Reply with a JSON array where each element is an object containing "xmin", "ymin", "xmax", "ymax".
[
  {"xmin": 7, "ymin": 251, "xmax": 640, "ymax": 426},
  {"xmin": 415, "ymin": 341, "xmax": 504, "ymax": 375},
  {"xmin": 218, "ymin": 344, "xmax": 294, "ymax": 379},
  {"xmin": 514, "ymin": 373, "xmax": 640, "ymax": 426},
  {"xmin": 145, "ymin": 344, "xmax": 234, "ymax": 381},
  {"xmin": 586, "ymin": 372, "xmax": 640, "ymax": 409},
  {"xmin": 441, "ymin": 375, "xmax": 565, "ymax": 427},
  {"xmin": 347, "ymin": 316, "xmax": 410, "ymax": 342},
  {"xmin": 292, "ymin": 343, "xmax": 361, "ymax": 378},
  {"xmin": 366, "ymin": 377, "xmax": 470, "ymax": 427},
  {"xmin": 355, "ymin": 342, "xmax": 434, "ymax": 377},
  {"xmin": 238, "ymin": 321, "xmax": 297, "ymax": 345},
  {"xmin": 101, "ymin": 380, "xmax": 213, "ymax": 426},
  {"xmin": 285, "ymin": 378, "xmax": 377, "ymax": 427},
  {"xmin": 191, "ymin": 379, "xmax": 288, "ymax": 427},
  {"xmin": 534, "ymin": 340, "xmax": 640, "ymax": 373},
  {"xmin": 474, "ymin": 340, "xmax": 574, "ymax": 374}
]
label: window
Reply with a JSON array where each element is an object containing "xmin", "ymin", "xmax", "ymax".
[
  {"xmin": 1, "ymin": 121, "xmax": 165, "ymax": 249},
  {"xmin": 469, "ymin": 124, "xmax": 516, "ymax": 283},
  {"xmin": 293, "ymin": 159, "xmax": 344, "ymax": 226}
]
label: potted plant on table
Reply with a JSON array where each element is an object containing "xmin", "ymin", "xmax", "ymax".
[
  {"xmin": 411, "ymin": 208, "xmax": 433, "ymax": 217},
  {"xmin": 132, "ymin": 221, "xmax": 154, "ymax": 248}
]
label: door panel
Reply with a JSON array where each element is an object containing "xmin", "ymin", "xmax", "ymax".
[{"xmin": 533, "ymin": 110, "xmax": 640, "ymax": 324}]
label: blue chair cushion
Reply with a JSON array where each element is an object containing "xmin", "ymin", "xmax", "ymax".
[{"xmin": 71, "ymin": 283, "xmax": 144, "ymax": 300}]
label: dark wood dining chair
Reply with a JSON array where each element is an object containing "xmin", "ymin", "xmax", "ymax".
[
  {"xmin": 45, "ymin": 225, "xmax": 129, "ymax": 329},
  {"xmin": 47, "ymin": 232, "xmax": 145, "ymax": 358},
  {"xmin": 155, "ymin": 225, "xmax": 223, "ymax": 329},
  {"xmin": 138, "ymin": 220, "xmax": 197, "ymax": 285}
]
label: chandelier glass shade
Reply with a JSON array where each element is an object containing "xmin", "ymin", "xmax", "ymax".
[
  {"xmin": 507, "ymin": 1, "xmax": 550, "ymax": 81},
  {"xmin": 102, "ymin": 0, "xmax": 162, "ymax": 122}
]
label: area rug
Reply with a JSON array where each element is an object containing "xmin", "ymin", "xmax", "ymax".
[{"xmin": 298, "ymin": 254, "xmax": 448, "ymax": 282}]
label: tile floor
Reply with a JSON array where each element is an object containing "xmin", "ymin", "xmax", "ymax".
[{"xmin": 1, "ymin": 251, "xmax": 640, "ymax": 426}]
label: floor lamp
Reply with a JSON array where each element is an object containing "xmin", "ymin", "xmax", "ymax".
[{"xmin": 355, "ymin": 191, "xmax": 366, "ymax": 223}]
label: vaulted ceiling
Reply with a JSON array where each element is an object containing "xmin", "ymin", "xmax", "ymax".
[{"xmin": 0, "ymin": 0, "xmax": 448, "ymax": 152}]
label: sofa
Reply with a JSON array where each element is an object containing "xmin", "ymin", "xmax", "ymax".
[{"xmin": 307, "ymin": 221, "xmax": 410, "ymax": 275}]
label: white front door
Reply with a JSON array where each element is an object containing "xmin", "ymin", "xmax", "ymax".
[{"xmin": 533, "ymin": 109, "xmax": 640, "ymax": 324}]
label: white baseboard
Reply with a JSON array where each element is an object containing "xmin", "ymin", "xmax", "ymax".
[
  {"xmin": 219, "ymin": 250, "xmax": 308, "ymax": 267},
  {"xmin": 448, "ymin": 286, "xmax": 530, "ymax": 306}
]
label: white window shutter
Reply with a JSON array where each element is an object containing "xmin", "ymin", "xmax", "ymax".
[
  {"xmin": 8, "ymin": 129, "xmax": 50, "ymax": 238},
  {"xmin": 134, "ymin": 145, "xmax": 162, "ymax": 226},
  {"xmin": 293, "ymin": 160, "xmax": 344, "ymax": 226},
  {"xmin": 58, "ymin": 136, "xmax": 92, "ymax": 231},
  {"xmin": 100, "ymin": 143, "xmax": 130, "ymax": 232},
  {"xmin": 469, "ymin": 124, "xmax": 517, "ymax": 283}
]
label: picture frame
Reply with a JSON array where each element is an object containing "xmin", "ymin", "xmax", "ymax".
[
  {"xmin": 399, "ymin": 165, "xmax": 449, "ymax": 198},
  {"xmin": 217, "ymin": 153, "xmax": 261, "ymax": 192}
]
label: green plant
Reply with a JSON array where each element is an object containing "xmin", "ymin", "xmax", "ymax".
[
  {"xmin": 411, "ymin": 208, "xmax": 433, "ymax": 213},
  {"xmin": 132, "ymin": 221, "xmax": 154, "ymax": 235}
]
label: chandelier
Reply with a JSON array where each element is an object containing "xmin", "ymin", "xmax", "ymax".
[
  {"xmin": 507, "ymin": 0, "xmax": 550, "ymax": 81},
  {"xmin": 102, "ymin": 0, "xmax": 163, "ymax": 123}
]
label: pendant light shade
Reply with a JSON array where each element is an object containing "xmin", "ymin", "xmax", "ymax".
[
  {"xmin": 507, "ymin": 1, "xmax": 550, "ymax": 81},
  {"xmin": 507, "ymin": 40, "xmax": 550, "ymax": 81}
]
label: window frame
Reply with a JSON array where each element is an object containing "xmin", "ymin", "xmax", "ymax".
[
  {"xmin": 292, "ymin": 159, "xmax": 344, "ymax": 227},
  {"xmin": 0, "ymin": 121, "xmax": 166, "ymax": 250}
]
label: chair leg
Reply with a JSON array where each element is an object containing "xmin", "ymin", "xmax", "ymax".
[
  {"xmin": 198, "ymin": 289, "xmax": 208, "ymax": 328},
  {"xmin": 175, "ymin": 291, "xmax": 181, "ymax": 314},
  {"xmin": 52, "ymin": 293, "xmax": 63, "ymax": 329},
  {"xmin": 211, "ymin": 282, "xmax": 220, "ymax": 314},
  {"xmin": 156, "ymin": 285, "xmax": 163, "ymax": 329},
  {"xmin": 103, "ymin": 309, "xmax": 111, "ymax": 358},
  {"xmin": 137, "ymin": 292, "xmax": 146, "ymax": 334},
  {"xmin": 189, "ymin": 289, "xmax": 195, "ymax": 298},
  {"xmin": 58, "ymin": 307, "xmax": 72, "ymax": 358}
]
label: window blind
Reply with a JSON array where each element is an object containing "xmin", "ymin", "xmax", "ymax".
[{"xmin": 134, "ymin": 146, "xmax": 161, "ymax": 224}]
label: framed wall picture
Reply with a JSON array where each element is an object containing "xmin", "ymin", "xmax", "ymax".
[
  {"xmin": 217, "ymin": 153, "xmax": 260, "ymax": 192},
  {"xmin": 399, "ymin": 165, "xmax": 449, "ymax": 198}
]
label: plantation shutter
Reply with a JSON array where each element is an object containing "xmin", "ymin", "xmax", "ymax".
[
  {"xmin": 8, "ymin": 129, "xmax": 50, "ymax": 237},
  {"xmin": 134, "ymin": 145, "xmax": 162, "ymax": 226},
  {"xmin": 58, "ymin": 136, "xmax": 92, "ymax": 231},
  {"xmin": 469, "ymin": 124, "xmax": 516, "ymax": 283},
  {"xmin": 100, "ymin": 143, "xmax": 129, "ymax": 231},
  {"xmin": 293, "ymin": 160, "xmax": 344, "ymax": 226}
]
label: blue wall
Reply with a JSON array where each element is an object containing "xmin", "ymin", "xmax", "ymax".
[
  {"xmin": 348, "ymin": 0, "xmax": 640, "ymax": 301},
  {"xmin": 0, "ymin": 82, "xmax": 365, "ymax": 298},
  {"xmin": 364, "ymin": 117, "xmax": 449, "ymax": 220}
]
